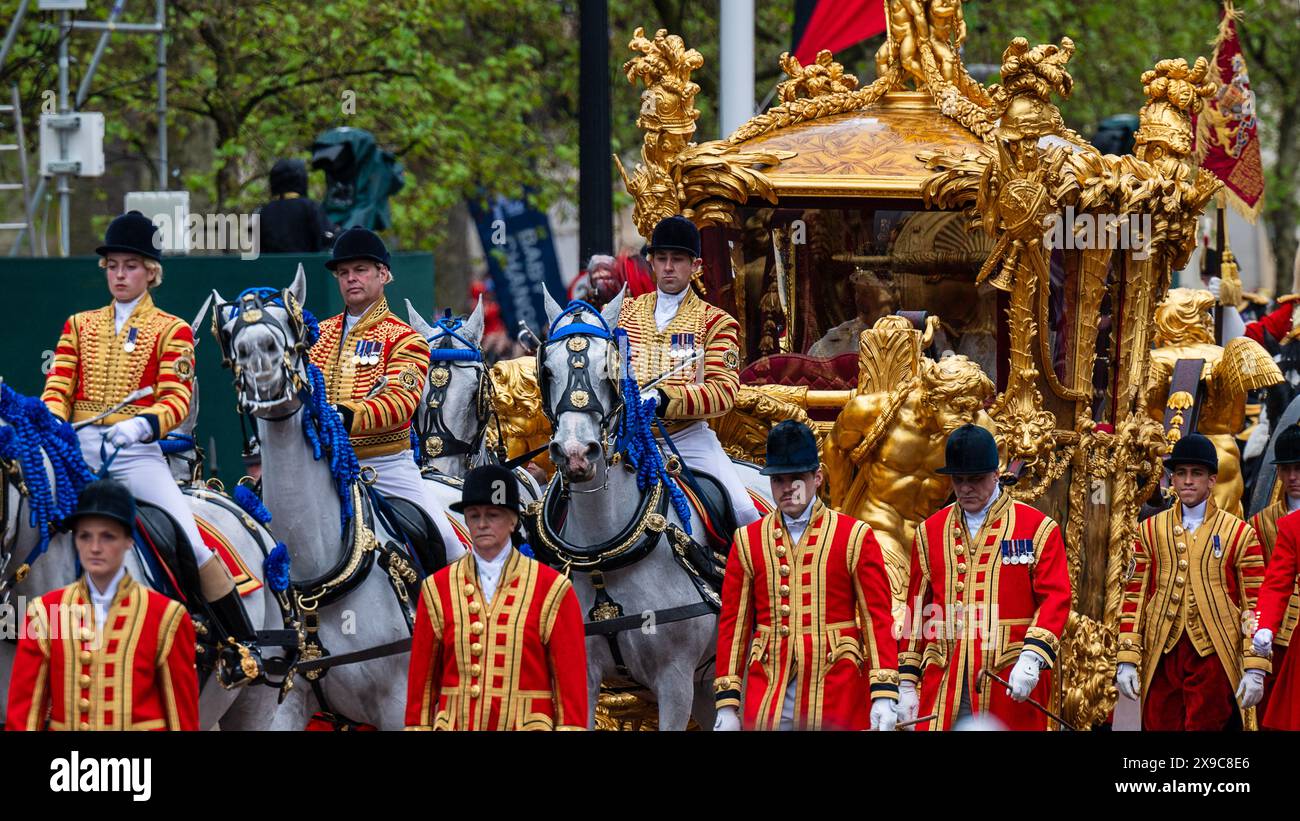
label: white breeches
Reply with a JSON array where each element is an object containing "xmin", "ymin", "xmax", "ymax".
[
  {"xmin": 657, "ymin": 421, "xmax": 761, "ymax": 527},
  {"xmin": 78, "ymin": 426, "xmax": 214, "ymax": 566},
  {"xmin": 362, "ymin": 450, "xmax": 467, "ymax": 562}
]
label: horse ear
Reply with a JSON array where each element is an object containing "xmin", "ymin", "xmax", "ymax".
[
  {"xmin": 288, "ymin": 263, "xmax": 308, "ymax": 306},
  {"xmin": 211, "ymin": 289, "xmax": 232, "ymax": 326},
  {"xmin": 600, "ymin": 286, "xmax": 627, "ymax": 331},
  {"xmin": 405, "ymin": 299, "xmax": 435, "ymax": 340},
  {"xmin": 543, "ymin": 286, "xmax": 563, "ymax": 328},
  {"xmin": 462, "ymin": 296, "xmax": 485, "ymax": 345}
]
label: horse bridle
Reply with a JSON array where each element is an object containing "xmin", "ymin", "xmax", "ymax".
[
  {"xmin": 537, "ymin": 301, "xmax": 623, "ymax": 466},
  {"xmin": 418, "ymin": 313, "xmax": 495, "ymax": 467},
  {"xmin": 212, "ymin": 287, "xmax": 312, "ymax": 414}
]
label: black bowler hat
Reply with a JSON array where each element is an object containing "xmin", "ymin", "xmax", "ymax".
[
  {"xmin": 1165, "ymin": 432, "xmax": 1218, "ymax": 473},
  {"xmin": 451, "ymin": 464, "xmax": 521, "ymax": 515},
  {"xmin": 325, "ymin": 225, "xmax": 390, "ymax": 271},
  {"xmin": 95, "ymin": 210, "xmax": 163, "ymax": 263},
  {"xmin": 1272, "ymin": 425, "xmax": 1300, "ymax": 465},
  {"xmin": 645, "ymin": 215, "xmax": 701, "ymax": 259},
  {"xmin": 760, "ymin": 420, "xmax": 821, "ymax": 476},
  {"xmin": 65, "ymin": 479, "xmax": 136, "ymax": 532},
  {"xmin": 936, "ymin": 424, "xmax": 1000, "ymax": 475}
]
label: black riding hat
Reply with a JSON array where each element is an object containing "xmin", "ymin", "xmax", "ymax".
[
  {"xmin": 451, "ymin": 464, "xmax": 521, "ymax": 515},
  {"xmin": 760, "ymin": 420, "xmax": 821, "ymax": 476},
  {"xmin": 936, "ymin": 424, "xmax": 1000, "ymax": 476},
  {"xmin": 1272, "ymin": 425, "xmax": 1300, "ymax": 465},
  {"xmin": 326, "ymin": 225, "xmax": 390, "ymax": 271},
  {"xmin": 1164, "ymin": 432, "xmax": 1218, "ymax": 473},
  {"xmin": 644, "ymin": 215, "xmax": 701, "ymax": 259},
  {"xmin": 65, "ymin": 479, "xmax": 136, "ymax": 532},
  {"xmin": 96, "ymin": 210, "xmax": 163, "ymax": 263}
]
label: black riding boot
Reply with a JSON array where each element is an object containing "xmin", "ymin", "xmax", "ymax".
[{"xmin": 208, "ymin": 589, "xmax": 264, "ymax": 689}]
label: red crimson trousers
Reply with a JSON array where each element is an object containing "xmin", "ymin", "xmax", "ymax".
[{"xmin": 1143, "ymin": 635, "xmax": 1236, "ymax": 731}]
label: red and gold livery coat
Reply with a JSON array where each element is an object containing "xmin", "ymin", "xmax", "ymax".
[
  {"xmin": 1249, "ymin": 500, "xmax": 1300, "ymax": 648},
  {"xmin": 5, "ymin": 573, "xmax": 198, "ymax": 731},
  {"xmin": 404, "ymin": 549, "xmax": 588, "ymax": 730},
  {"xmin": 42, "ymin": 293, "xmax": 195, "ymax": 439},
  {"xmin": 1118, "ymin": 502, "xmax": 1270, "ymax": 698},
  {"xmin": 899, "ymin": 492, "xmax": 1071, "ymax": 731},
  {"xmin": 714, "ymin": 502, "xmax": 899, "ymax": 730},
  {"xmin": 618, "ymin": 288, "xmax": 741, "ymax": 430},
  {"xmin": 1255, "ymin": 507, "xmax": 1300, "ymax": 729},
  {"xmin": 309, "ymin": 297, "xmax": 429, "ymax": 459}
]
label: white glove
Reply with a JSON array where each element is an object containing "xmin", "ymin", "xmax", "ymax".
[
  {"xmin": 1006, "ymin": 651, "xmax": 1042, "ymax": 702},
  {"xmin": 1116, "ymin": 661, "xmax": 1141, "ymax": 701},
  {"xmin": 638, "ymin": 389, "xmax": 661, "ymax": 409},
  {"xmin": 105, "ymin": 417, "xmax": 153, "ymax": 449},
  {"xmin": 1206, "ymin": 276, "xmax": 1222, "ymax": 299},
  {"xmin": 713, "ymin": 705, "xmax": 741, "ymax": 732},
  {"xmin": 1253, "ymin": 627, "xmax": 1274, "ymax": 657},
  {"xmin": 870, "ymin": 697, "xmax": 897, "ymax": 731},
  {"xmin": 896, "ymin": 679, "xmax": 919, "ymax": 727},
  {"xmin": 1236, "ymin": 669, "xmax": 1266, "ymax": 709}
]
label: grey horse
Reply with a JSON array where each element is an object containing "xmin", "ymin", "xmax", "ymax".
[
  {"xmin": 212, "ymin": 267, "xmax": 430, "ymax": 730},
  {"xmin": 535, "ymin": 288, "xmax": 747, "ymax": 730},
  {"xmin": 404, "ymin": 297, "xmax": 541, "ymax": 533}
]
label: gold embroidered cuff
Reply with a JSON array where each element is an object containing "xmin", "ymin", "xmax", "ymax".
[
  {"xmin": 404, "ymin": 725, "xmax": 434, "ymax": 731},
  {"xmin": 898, "ymin": 651, "xmax": 923, "ymax": 683},
  {"xmin": 1023, "ymin": 626, "xmax": 1060, "ymax": 668},
  {"xmin": 1117, "ymin": 632, "xmax": 1143, "ymax": 666},
  {"xmin": 556, "ymin": 725, "xmax": 587, "ymax": 731},
  {"xmin": 714, "ymin": 675, "xmax": 742, "ymax": 710},
  {"xmin": 870, "ymin": 668, "xmax": 900, "ymax": 700}
]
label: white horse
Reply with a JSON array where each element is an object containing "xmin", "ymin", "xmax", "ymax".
[
  {"xmin": 212, "ymin": 268, "xmax": 438, "ymax": 730},
  {"xmin": 404, "ymin": 298, "xmax": 541, "ymax": 537},
  {"xmin": 0, "ymin": 385, "xmax": 277, "ymax": 730},
  {"xmin": 531, "ymin": 289, "xmax": 769, "ymax": 730}
]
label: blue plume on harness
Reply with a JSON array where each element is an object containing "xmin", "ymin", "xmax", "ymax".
[
  {"xmin": 264, "ymin": 542, "xmax": 291, "ymax": 593},
  {"xmin": 232, "ymin": 483, "xmax": 272, "ymax": 526},
  {"xmin": 611, "ymin": 328, "xmax": 693, "ymax": 536},
  {"xmin": 0, "ymin": 384, "xmax": 96, "ymax": 562}
]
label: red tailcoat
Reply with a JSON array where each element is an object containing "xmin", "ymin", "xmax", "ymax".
[
  {"xmin": 6, "ymin": 573, "xmax": 199, "ymax": 731},
  {"xmin": 405, "ymin": 549, "xmax": 588, "ymax": 730},
  {"xmin": 1257, "ymin": 508, "xmax": 1300, "ymax": 730},
  {"xmin": 899, "ymin": 492, "xmax": 1072, "ymax": 731},
  {"xmin": 714, "ymin": 502, "xmax": 899, "ymax": 730}
]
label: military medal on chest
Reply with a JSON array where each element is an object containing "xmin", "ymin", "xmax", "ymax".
[
  {"xmin": 353, "ymin": 339, "xmax": 381, "ymax": 367},
  {"xmin": 123, "ymin": 326, "xmax": 138, "ymax": 353},
  {"xmin": 669, "ymin": 332, "xmax": 696, "ymax": 361},
  {"xmin": 1000, "ymin": 538, "xmax": 1035, "ymax": 565}
]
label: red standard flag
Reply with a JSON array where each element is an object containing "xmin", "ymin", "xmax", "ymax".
[
  {"xmin": 1194, "ymin": 2, "xmax": 1265, "ymax": 220},
  {"xmin": 793, "ymin": 0, "xmax": 888, "ymax": 65}
]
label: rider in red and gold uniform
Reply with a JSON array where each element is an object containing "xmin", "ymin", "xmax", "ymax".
[
  {"xmin": 42, "ymin": 211, "xmax": 261, "ymax": 688},
  {"xmin": 618, "ymin": 216, "xmax": 759, "ymax": 528},
  {"xmin": 310, "ymin": 226, "xmax": 463, "ymax": 558}
]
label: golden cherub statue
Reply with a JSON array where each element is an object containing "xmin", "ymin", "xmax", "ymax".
[{"xmin": 825, "ymin": 316, "xmax": 997, "ymax": 608}]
